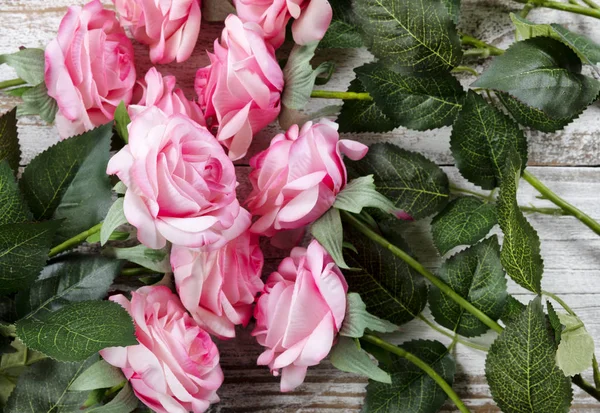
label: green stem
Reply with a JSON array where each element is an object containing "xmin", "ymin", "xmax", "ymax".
[
  {"xmin": 362, "ymin": 334, "xmax": 471, "ymax": 413},
  {"xmin": 573, "ymin": 375, "xmax": 600, "ymax": 402},
  {"xmin": 105, "ymin": 381, "xmax": 126, "ymax": 397},
  {"xmin": 451, "ymin": 66, "xmax": 479, "ymax": 76},
  {"xmin": 0, "ymin": 78, "xmax": 27, "ymax": 90},
  {"xmin": 523, "ymin": 170, "xmax": 600, "ymax": 236},
  {"xmin": 514, "ymin": 0, "xmax": 600, "ymax": 18},
  {"xmin": 121, "ymin": 267, "xmax": 162, "ymax": 277},
  {"xmin": 418, "ymin": 314, "xmax": 490, "ymax": 352},
  {"xmin": 519, "ymin": 2, "xmax": 536, "ymax": 17},
  {"xmin": 460, "ymin": 34, "xmax": 505, "ymax": 56},
  {"xmin": 310, "ymin": 90, "xmax": 373, "ymax": 101},
  {"xmin": 342, "ymin": 210, "xmax": 504, "ymax": 334},
  {"xmin": 582, "ymin": 0, "xmax": 600, "ymax": 8},
  {"xmin": 593, "ymin": 355, "xmax": 600, "ymax": 389},
  {"xmin": 450, "ymin": 185, "xmax": 491, "ymax": 200},
  {"xmin": 48, "ymin": 223, "xmax": 103, "ymax": 258},
  {"xmin": 543, "ymin": 290, "xmax": 576, "ymax": 315}
]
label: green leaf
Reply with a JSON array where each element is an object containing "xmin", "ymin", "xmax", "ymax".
[
  {"xmin": 347, "ymin": 143, "xmax": 450, "ymax": 219},
  {"xmin": 444, "ymin": 0, "xmax": 461, "ymax": 24},
  {"xmin": 16, "ymin": 301, "xmax": 137, "ymax": 362},
  {"xmin": 429, "ymin": 236, "xmax": 508, "ymax": 337},
  {"xmin": 0, "ymin": 221, "xmax": 58, "ymax": 295},
  {"xmin": 104, "ymin": 244, "xmax": 170, "ymax": 273},
  {"xmin": 334, "ymin": 175, "xmax": 398, "ymax": 216},
  {"xmin": 500, "ymin": 295, "xmax": 525, "ymax": 325},
  {"xmin": 337, "ymin": 79, "xmax": 396, "ymax": 133},
  {"xmin": 86, "ymin": 383, "xmax": 138, "ymax": 413},
  {"xmin": 450, "ymin": 91, "xmax": 527, "ymax": 189},
  {"xmin": 497, "ymin": 153, "xmax": 544, "ymax": 294},
  {"xmin": 510, "ymin": 13, "xmax": 600, "ymax": 71},
  {"xmin": 473, "ymin": 37, "xmax": 600, "ymax": 120},
  {"xmin": 363, "ymin": 340, "xmax": 455, "ymax": 413},
  {"xmin": 100, "ymin": 198, "xmax": 127, "ymax": 246},
  {"xmin": 547, "ymin": 300, "xmax": 562, "ymax": 343},
  {"xmin": 17, "ymin": 82, "xmax": 59, "ymax": 124},
  {"xmin": 355, "ymin": 63, "xmax": 465, "ymax": 131},
  {"xmin": 0, "ymin": 161, "xmax": 31, "ymax": 225},
  {"xmin": 70, "ymin": 359, "xmax": 125, "ymax": 391},
  {"xmin": 431, "ymin": 196, "xmax": 497, "ymax": 255},
  {"xmin": 3, "ymin": 86, "xmax": 31, "ymax": 98},
  {"xmin": 497, "ymin": 92, "xmax": 574, "ymax": 133},
  {"xmin": 310, "ymin": 208, "xmax": 349, "ymax": 269},
  {"xmin": 0, "ymin": 108, "xmax": 20, "ymax": 174},
  {"xmin": 113, "ymin": 102, "xmax": 130, "ymax": 144},
  {"xmin": 15, "ymin": 256, "xmax": 122, "ymax": 319},
  {"xmin": 19, "ymin": 123, "xmax": 113, "ymax": 242},
  {"xmin": 5, "ymin": 355, "xmax": 96, "ymax": 413},
  {"xmin": 282, "ymin": 43, "xmax": 334, "ymax": 112},
  {"xmin": 340, "ymin": 293, "xmax": 397, "ymax": 338},
  {"xmin": 0, "ymin": 49, "xmax": 45, "ymax": 85},
  {"xmin": 354, "ymin": 0, "xmax": 462, "ymax": 73},
  {"xmin": 319, "ymin": 0, "xmax": 363, "ymax": 48},
  {"xmin": 0, "ymin": 339, "xmax": 45, "ymax": 407},
  {"xmin": 486, "ymin": 297, "xmax": 572, "ymax": 413},
  {"xmin": 555, "ymin": 312, "xmax": 595, "ymax": 377},
  {"xmin": 330, "ymin": 337, "xmax": 391, "ymax": 383},
  {"xmin": 343, "ymin": 226, "xmax": 427, "ymax": 325}
]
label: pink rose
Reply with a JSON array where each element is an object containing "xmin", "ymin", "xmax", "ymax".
[
  {"xmin": 234, "ymin": 0, "xmax": 333, "ymax": 48},
  {"xmin": 245, "ymin": 119, "xmax": 368, "ymax": 237},
  {"xmin": 113, "ymin": 0, "xmax": 201, "ymax": 64},
  {"xmin": 101, "ymin": 286, "xmax": 223, "ymax": 413},
  {"xmin": 172, "ymin": 230, "xmax": 264, "ymax": 338},
  {"xmin": 129, "ymin": 67, "xmax": 206, "ymax": 126},
  {"xmin": 252, "ymin": 240, "xmax": 348, "ymax": 392},
  {"xmin": 45, "ymin": 0, "xmax": 136, "ymax": 139},
  {"xmin": 195, "ymin": 14, "xmax": 284, "ymax": 161},
  {"xmin": 107, "ymin": 106, "xmax": 251, "ymax": 250}
]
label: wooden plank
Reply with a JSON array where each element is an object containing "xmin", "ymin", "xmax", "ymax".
[{"xmin": 2, "ymin": 1, "xmax": 600, "ymax": 411}]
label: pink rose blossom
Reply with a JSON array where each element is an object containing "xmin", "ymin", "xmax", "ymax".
[
  {"xmin": 195, "ymin": 14, "xmax": 284, "ymax": 161},
  {"xmin": 172, "ymin": 230, "xmax": 264, "ymax": 339},
  {"xmin": 107, "ymin": 106, "xmax": 251, "ymax": 250},
  {"xmin": 113, "ymin": 0, "xmax": 201, "ymax": 64},
  {"xmin": 45, "ymin": 0, "xmax": 136, "ymax": 139},
  {"xmin": 101, "ymin": 286, "xmax": 223, "ymax": 413},
  {"xmin": 252, "ymin": 240, "xmax": 348, "ymax": 392},
  {"xmin": 245, "ymin": 119, "xmax": 368, "ymax": 237},
  {"xmin": 129, "ymin": 67, "xmax": 205, "ymax": 126},
  {"xmin": 234, "ymin": 0, "xmax": 333, "ymax": 48}
]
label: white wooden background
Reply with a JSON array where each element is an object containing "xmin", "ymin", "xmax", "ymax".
[{"xmin": 1, "ymin": 0, "xmax": 600, "ymax": 411}]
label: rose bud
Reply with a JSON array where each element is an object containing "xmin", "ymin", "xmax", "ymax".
[
  {"xmin": 45, "ymin": 0, "xmax": 136, "ymax": 139},
  {"xmin": 107, "ymin": 106, "xmax": 251, "ymax": 250},
  {"xmin": 129, "ymin": 67, "xmax": 205, "ymax": 126},
  {"xmin": 100, "ymin": 286, "xmax": 224, "ymax": 413},
  {"xmin": 245, "ymin": 119, "xmax": 368, "ymax": 238},
  {"xmin": 253, "ymin": 240, "xmax": 348, "ymax": 392},
  {"xmin": 172, "ymin": 230, "xmax": 264, "ymax": 339},
  {"xmin": 113, "ymin": 0, "xmax": 201, "ymax": 64},
  {"xmin": 234, "ymin": 0, "xmax": 333, "ymax": 48},
  {"xmin": 195, "ymin": 14, "xmax": 283, "ymax": 161}
]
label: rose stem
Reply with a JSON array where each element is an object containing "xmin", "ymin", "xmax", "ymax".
[
  {"xmin": 418, "ymin": 314, "xmax": 490, "ymax": 352},
  {"xmin": 48, "ymin": 222, "xmax": 103, "ymax": 257},
  {"xmin": 310, "ymin": 90, "xmax": 372, "ymax": 100},
  {"xmin": 341, "ymin": 210, "xmax": 503, "ymax": 334},
  {"xmin": 121, "ymin": 267, "xmax": 162, "ymax": 277},
  {"xmin": 362, "ymin": 334, "xmax": 472, "ymax": 413},
  {"xmin": 459, "ymin": 35, "xmax": 505, "ymax": 56},
  {"xmin": 343, "ymin": 210, "xmax": 600, "ymax": 401},
  {"xmin": 523, "ymin": 170, "xmax": 600, "ymax": 236},
  {"xmin": 0, "ymin": 78, "xmax": 26, "ymax": 90},
  {"xmin": 513, "ymin": 0, "xmax": 600, "ymax": 18}
]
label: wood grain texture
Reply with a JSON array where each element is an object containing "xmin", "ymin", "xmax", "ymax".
[{"xmin": 2, "ymin": 1, "xmax": 600, "ymax": 412}]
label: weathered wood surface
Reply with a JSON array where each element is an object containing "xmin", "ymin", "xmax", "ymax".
[{"xmin": 1, "ymin": 0, "xmax": 600, "ymax": 412}]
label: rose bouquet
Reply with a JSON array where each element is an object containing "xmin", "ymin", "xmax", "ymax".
[{"xmin": 1, "ymin": 0, "xmax": 600, "ymax": 412}]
